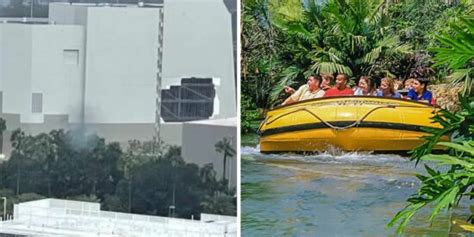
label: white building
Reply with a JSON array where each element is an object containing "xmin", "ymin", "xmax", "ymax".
[
  {"xmin": 0, "ymin": 198, "xmax": 237, "ymax": 236},
  {"xmin": 0, "ymin": 1, "xmax": 236, "ymax": 186}
]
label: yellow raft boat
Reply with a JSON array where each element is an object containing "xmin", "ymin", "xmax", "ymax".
[{"xmin": 259, "ymin": 96, "xmax": 443, "ymax": 153}]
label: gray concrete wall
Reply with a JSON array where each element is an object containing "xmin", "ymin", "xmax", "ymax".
[
  {"xmin": 162, "ymin": 0, "xmax": 236, "ymax": 119},
  {"xmin": 181, "ymin": 122, "xmax": 237, "ymax": 188},
  {"xmin": 160, "ymin": 123, "xmax": 183, "ymax": 146},
  {"xmin": 83, "ymin": 7, "xmax": 159, "ymax": 124},
  {"xmin": 31, "ymin": 25, "xmax": 85, "ymax": 123},
  {"xmin": 0, "ymin": 24, "xmax": 84, "ymax": 125},
  {"xmin": 0, "ymin": 24, "xmax": 33, "ymax": 121},
  {"xmin": 49, "ymin": 3, "xmax": 89, "ymax": 25},
  {"xmin": 0, "ymin": 3, "xmax": 236, "ymax": 167}
]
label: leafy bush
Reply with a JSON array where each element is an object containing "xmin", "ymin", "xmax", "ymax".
[
  {"xmin": 388, "ymin": 94, "xmax": 474, "ymax": 233},
  {"xmin": 241, "ymin": 95, "xmax": 261, "ymax": 134}
]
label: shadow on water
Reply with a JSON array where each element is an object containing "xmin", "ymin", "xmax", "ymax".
[{"xmin": 241, "ymin": 142, "xmax": 473, "ymax": 237}]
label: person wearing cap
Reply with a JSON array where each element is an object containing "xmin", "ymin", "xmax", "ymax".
[
  {"xmin": 406, "ymin": 78, "xmax": 434, "ymax": 104},
  {"xmin": 282, "ymin": 75, "xmax": 325, "ymax": 105},
  {"xmin": 324, "ymin": 74, "xmax": 354, "ymax": 97}
]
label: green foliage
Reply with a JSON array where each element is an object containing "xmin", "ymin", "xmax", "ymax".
[
  {"xmin": 431, "ymin": 16, "xmax": 474, "ymax": 95},
  {"xmin": 241, "ymin": 95, "xmax": 260, "ymax": 134},
  {"xmin": 242, "ymin": 0, "xmax": 472, "ymax": 109},
  {"xmin": 388, "ymin": 141, "xmax": 474, "ymax": 233},
  {"xmin": 242, "ymin": 0, "xmax": 414, "ymax": 108},
  {"xmin": 389, "ymin": 11, "xmax": 474, "ymax": 232},
  {"xmin": 268, "ymin": 0, "xmax": 411, "ymax": 81},
  {"xmin": 390, "ymin": 94, "xmax": 474, "ymax": 233},
  {"xmin": 0, "ymin": 129, "xmax": 236, "ymax": 219},
  {"xmin": 215, "ymin": 137, "xmax": 236, "ymax": 181},
  {"xmin": 201, "ymin": 195, "xmax": 237, "ymax": 216},
  {"xmin": 387, "ymin": 0, "xmax": 472, "ymax": 82},
  {"xmin": 0, "ymin": 118, "xmax": 6, "ymax": 133},
  {"xmin": 388, "ymin": 0, "xmax": 462, "ymax": 49}
]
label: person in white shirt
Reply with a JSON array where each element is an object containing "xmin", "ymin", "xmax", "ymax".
[{"xmin": 282, "ymin": 75, "xmax": 325, "ymax": 106}]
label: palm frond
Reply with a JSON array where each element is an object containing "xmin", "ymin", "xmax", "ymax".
[
  {"xmin": 269, "ymin": 66, "xmax": 303, "ymax": 105},
  {"xmin": 431, "ymin": 16, "xmax": 474, "ymax": 70},
  {"xmin": 362, "ymin": 36, "xmax": 411, "ymax": 64},
  {"xmin": 310, "ymin": 61, "xmax": 353, "ymax": 75},
  {"xmin": 268, "ymin": 0, "xmax": 305, "ymax": 23},
  {"xmin": 448, "ymin": 68, "xmax": 474, "ymax": 95}
]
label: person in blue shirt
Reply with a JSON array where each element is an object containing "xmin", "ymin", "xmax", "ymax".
[
  {"xmin": 376, "ymin": 77, "xmax": 402, "ymax": 98},
  {"xmin": 406, "ymin": 78, "xmax": 433, "ymax": 104}
]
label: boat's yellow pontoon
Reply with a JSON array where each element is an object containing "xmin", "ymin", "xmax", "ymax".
[{"xmin": 259, "ymin": 96, "xmax": 443, "ymax": 153}]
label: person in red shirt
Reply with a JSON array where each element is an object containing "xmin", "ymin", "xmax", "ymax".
[{"xmin": 324, "ymin": 74, "xmax": 354, "ymax": 97}]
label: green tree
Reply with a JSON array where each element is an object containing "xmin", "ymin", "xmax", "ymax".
[
  {"xmin": 201, "ymin": 195, "xmax": 237, "ymax": 216},
  {"xmin": 9, "ymin": 129, "xmax": 28, "ymax": 195},
  {"xmin": 242, "ymin": 0, "xmax": 412, "ymax": 107},
  {"xmin": 242, "ymin": 0, "xmax": 283, "ymax": 109},
  {"xmin": 0, "ymin": 118, "xmax": 6, "ymax": 154},
  {"xmin": 118, "ymin": 139, "xmax": 161, "ymax": 213},
  {"xmin": 215, "ymin": 137, "xmax": 236, "ymax": 182}
]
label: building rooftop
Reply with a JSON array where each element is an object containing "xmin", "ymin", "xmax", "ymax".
[
  {"xmin": 185, "ymin": 117, "xmax": 237, "ymax": 127},
  {"xmin": 0, "ymin": 198, "xmax": 236, "ymax": 236}
]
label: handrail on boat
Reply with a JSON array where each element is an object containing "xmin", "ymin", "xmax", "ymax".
[{"xmin": 258, "ymin": 104, "xmax": 434, "ymax": 133}]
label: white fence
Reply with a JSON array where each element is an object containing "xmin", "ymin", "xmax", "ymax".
[{"xmin": 0, "ymin": 199, "xmax": 236, "ymax": 237}]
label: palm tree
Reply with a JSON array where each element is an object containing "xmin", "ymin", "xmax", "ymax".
[
  {"xmin": 0, "ymin": 118, "xmax": 6, "ymax": 155},
  {"xmin": 200, "ymin": 163, "xmax": 220, "ymax": 196},
  {"xmin": 10, "ymin": 129, "xmax": 26, "ymax": 195},
  {"xmin": 266, "ymin": 0, "xmax": 412, "ymax": 104},
  {"xmin": 214, "ymin": 137, "xmax": 236, "ymax": 182},
  {"xmin": 32, "ymin": 133, "xmax": 57, "ymax": 196}
]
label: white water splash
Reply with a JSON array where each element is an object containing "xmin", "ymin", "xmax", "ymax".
[{"xmin": 241, "ymin": 146, "xmax": 410, "ymax": 167}]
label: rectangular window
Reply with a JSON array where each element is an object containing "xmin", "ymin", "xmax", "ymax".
[
  {"xmin": 63, "ymin": 49, "xmax": 79, "ymax": 65},
  {"xmin": 32, "ymin": 93, "xmax": 43, "ymax": 113}
]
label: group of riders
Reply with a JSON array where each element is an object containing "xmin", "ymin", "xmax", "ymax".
[{"xmin": 282, "ymin": 74, "xmax": 434, "ymax": 106}]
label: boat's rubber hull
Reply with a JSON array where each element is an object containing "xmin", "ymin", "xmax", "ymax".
[
  {"xmin": 260, "ymin": 127, "xmax": 434, "ymax": 152},
  {"xmin": 259, "ymin": 96, "xmax": 444, "ymax": 152}
]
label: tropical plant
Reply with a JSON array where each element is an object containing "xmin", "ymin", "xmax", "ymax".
[
  {"xmin": 0, "ymin": 130, "xmax": 236, "ymax": 218},
  {"xmin": 215, "ymin": 137, "xmax": 236, "ymax": 182},
  {"xmin": 264, "ymin": 0, "xmax": 412, "ymax": 104},
  {"xmin": 431, "ymin": 16, "xmax": 474, "ymax": 95},
  {"xmin": 201, "ymin": 195, "xmax": 237, "ymax": 216},
  {"xmin": 242, "ymin": 0, "xmax": 285, "ymax": 109},
  {"xmin": 387, "ymin": 0, "xmax": 463, "ymax": 49},
  {"xmin": 388, "ymin": 95, "xmax": 474, "ymax": 232},
  {"xmin": 388, "ymin": 12, "xmax": 474, "ymax": 233},
  {"xmin": 241, "ymin": 94, "xmax": 260, "ymax": 134},
  {"xmin": 0, "ymin": 118, "xmax": 4, "ymax": 149}
]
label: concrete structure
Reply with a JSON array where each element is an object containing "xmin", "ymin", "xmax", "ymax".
[
  {"xmin": 0, "ymin": 0, "xmax": 237, "ymax": 185},
  {"xmin": 182, "ymin": 117, "xmax": 237, "ymax": 187},
  {"xmin": 0, "ymin": 198, "xmax": 237, "ymax": 236}
]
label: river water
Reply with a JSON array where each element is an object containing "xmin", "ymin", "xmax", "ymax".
[{"xmin": 241, "ymin": 138, "xmax": 473, "ymax": 236}]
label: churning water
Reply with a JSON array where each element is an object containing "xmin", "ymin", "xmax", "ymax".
[{"xmin": 241, "ymin": 144, "xmax": 472, "ymax": 236}]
